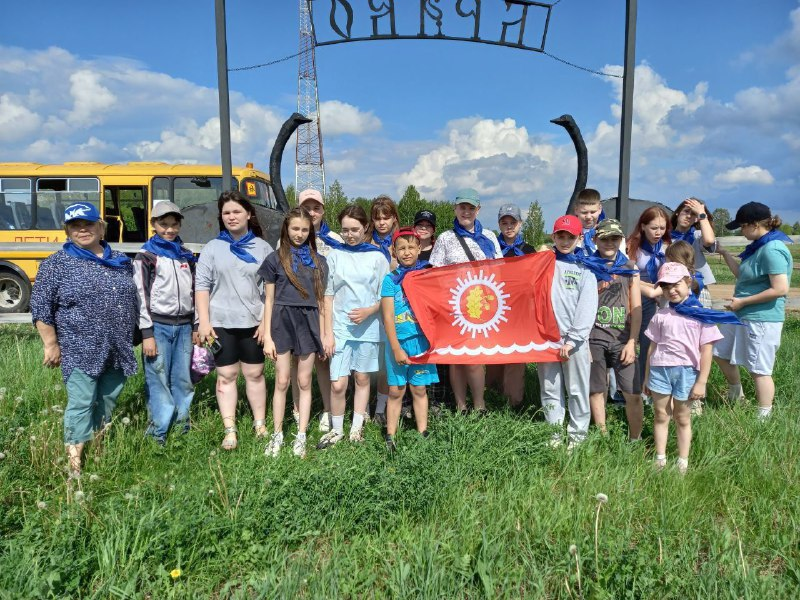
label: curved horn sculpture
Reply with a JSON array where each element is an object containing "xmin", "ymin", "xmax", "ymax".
[
  {"xmin": 550, "ymin": 114, "xmax": 588, "ymax": 217},
  {"xmin": 270, "ymin": 112, "xmax": 312, "ymax": 212}
]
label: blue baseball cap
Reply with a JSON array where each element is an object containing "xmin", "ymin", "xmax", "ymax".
[
  {"xmin": 64, "ymin": 202, "xmax": 101, "ymax": 223},
  {"xmin": 454, "ymin": 188, "xmax": 480, "ymax": 207}
]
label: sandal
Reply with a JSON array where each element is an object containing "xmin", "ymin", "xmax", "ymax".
[
  {"xmin": 253, "ymin": 419, "xmax": 268, "ymax": 439},
  {"xmin": 221, "ymin": 426, "xmax": 238, "ymax": 451}
]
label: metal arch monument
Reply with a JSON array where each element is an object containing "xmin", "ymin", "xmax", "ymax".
[{"xmin": 214, "ymin": 0, "xmax": 637, "ymax": 226}]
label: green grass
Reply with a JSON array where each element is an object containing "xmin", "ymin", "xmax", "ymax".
[
  {"xmin": 1, "ymin": 321, "xmax": 799, "ymax": 598},
  {"xmin": 708, "ymin": 245, "xmax": 800, "ymax": 286}
]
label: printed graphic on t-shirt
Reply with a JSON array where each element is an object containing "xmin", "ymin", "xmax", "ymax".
[{"xmin": 562, "ymin": 269, "xmax": 581, "ymax": 290}]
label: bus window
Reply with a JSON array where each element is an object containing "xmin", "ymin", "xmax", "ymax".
[
  {"xmin": 0, "ymin": 178, "xmax": 32, "ymax": 230},
  {"xmin": 153, "ymin": 177, "xmax": 170, "ymax": 201},
  {"xmin": 242, "ymin": 178, "xmax": 276, "ymax": 209},
  {"xmin": 173, "ymin": 177, "xmax": 238, "ymax": 209},
  {"xmin": 36, "ymin": 178, "xmax": 100, "ymax": 229}
]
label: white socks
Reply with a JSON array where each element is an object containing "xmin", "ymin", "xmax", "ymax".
[
  {"xmin": 352, "ymin": 412, "xmax": 365, "ymax": 431},
  {"xmin": 331, "ymin": 414, "xmax": 344, "ymax": 434},
  {"xmin": 376, "ymin": 393, "xmax": 388, "ymax": 414}
]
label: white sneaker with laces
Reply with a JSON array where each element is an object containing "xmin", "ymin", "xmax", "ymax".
[
  {"xmin": 293, "ymin": 436, "xmax": 306, "ymax": 458},
  {"xmin": 316, "ymin": 429, "xmax": 343, "ymax": 449},
  {"xmin": 265, "ymin": 433, "xmax": 283, "ymax": 457},
  {"xmin": 349, "ymin": 426, "xmax": 364, "ymax": 443},
  {"xmin": 319, "ymin": 411, "xmax": 331, "ymax": 432}
]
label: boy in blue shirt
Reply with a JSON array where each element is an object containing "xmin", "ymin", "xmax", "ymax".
[{"xmin": 380, "ymin": 228, "xmax": 438, "ymax": 450}]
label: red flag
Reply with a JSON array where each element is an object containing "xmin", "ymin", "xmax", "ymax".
[{"xmin": 405, "ymin": 252, "xmax": 562, "ymax": 364}]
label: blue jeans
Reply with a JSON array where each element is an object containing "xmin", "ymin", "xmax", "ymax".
[
  {"xmin": 144, "ymin": 322, "xmax": 194, "ymax": 442},
  {"xmin": 64, "ymin": 368, "xmax": 126, "ymax": 445}
]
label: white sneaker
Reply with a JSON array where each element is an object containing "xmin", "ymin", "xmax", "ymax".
[
  {"xmin": 349, "ymin": 426, "xmax": 364, "ymax": 443},
  {"xmin": 293, "ymin": 436, "xmax": 306, "ymax": 458},
  {"xmin": 316, "ymin": 430, "xmax": 343, "ymax": 449},
  {"xmin": 548, "ymin": 434, "xmax": 563, "ymax": 449},
  {"xmin": 676, "ymin": 458, "xmax": 689, "ymax": 475},
  {"xmin": 654, "ymin": 457, "xmax": 667, "ymax": 471},
  {"xmin": 265, "ymin": 433, "xmax": 283, "ymax": 457},
  {"xmin": 318, "ymin": 411, "xmax": 331, "ymax": 432}
]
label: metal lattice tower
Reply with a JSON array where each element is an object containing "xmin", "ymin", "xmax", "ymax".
[{"xmin": 296, "ymin": 0, "xmax": 325, "ymax": 195}]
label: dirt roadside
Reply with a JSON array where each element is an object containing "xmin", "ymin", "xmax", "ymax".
[{"xmin": 709, "ymin": 283, "xmax": 800, "ymax": 312}]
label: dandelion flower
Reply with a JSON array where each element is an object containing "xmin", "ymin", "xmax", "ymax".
[
  {"xmin": 0, "ymin": 387, "xmax": 6, "ymax": 394},
  {"xmin": 30, "ymin": 435, "xmax": 37, "ymax": 442},
  {"xmin": 16, "ymin": 426, "xmax": 24, "ymax": 433},
  {"xmin": 170, "ymin": 568, "xmax": 182, "ymax": 579},
  {"xmin": 209, "ymin": 450, "xmax": 217, "ymax": 457},
  {"xmin": 89, "ymin": 474, "xmax": 100, "ymax": 482},
  {"xmin": 595, "ymin": 493, "xmax": 608, "ymax": 504},
  {"xmin": 93, "ymin": 456, "xmax": 101, "ymax": 464},
  {"xmin": 207, "ymin": 489, "xmax": 214, "ymax": 496},
  {"xmin": 124, "ymin": 492, "xmax": 134, "ymax": 501},
  {"xmin": 74, "ymin": 490, "xmax": 85, "ymax": 502},
  {"xmin": 168, "ymin": 484, "xmax": 176, "ymax": 492},
  {"xmin": 569, "ymin": 544, "xmax": 578, "ymax": 556},
  {"xmin": 0, "ymin": 452, "xmax": 6, "ymax": 460},
  {"xmin": 37, "ymin": 500, "xmax": 47, "ymax": 509},
  {"xmin": 121, "ymin": 417, "xmax": 131, "ymax": 426},
  {"xmin": 14, "ymin": 396, "xmax": 22, "ymax": 403}
]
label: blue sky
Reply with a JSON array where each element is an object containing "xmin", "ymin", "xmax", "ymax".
[{"xmin": 2, "ymin": 1, "xmax": 799, "ymax": 228}]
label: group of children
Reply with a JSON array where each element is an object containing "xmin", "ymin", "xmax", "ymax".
[{"xmin": 132, "ymin": 187, "xmax": 788, "ymax": 473}]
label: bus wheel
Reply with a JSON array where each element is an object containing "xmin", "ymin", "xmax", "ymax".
[{"xmin": 0, "ymin": 271, "xmax": 31, "ymax": 313}]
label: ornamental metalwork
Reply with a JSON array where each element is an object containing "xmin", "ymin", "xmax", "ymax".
[{"xmin": 308, "ymin": 0, "xmax": 553, "ymax": 53}]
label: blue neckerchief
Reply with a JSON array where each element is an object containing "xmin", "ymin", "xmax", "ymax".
[
  {"xmin": 372, "ymin": 230, "xmax": 392, "ymax": 262},
  {"xmin": 670, "ymin": 294, "xmax": 742, "ymax": 325},
  {"xmin": 290, "ymin": 243, "xmax": 316, "ymax": 272},
  {"xmin": 390, "ymin": 260, "xmax": 429, "ymax": 285},
  {"xmin": 335, "ymin": 241, "xmax": 384, "ymax": 255},
  {"xmin": 593, "ymin": 250, "xmax": 638, "ymax": 277},
  {"xmin": 738, "ymin": 230, "xmax": 794, "ymax": 263},
  {"xmin": 640, "ymin": 239, "xmax": 665, "ymax": 283},
  {"xmin": 556, "ymin": 250, "xmax": 613, "ymax": 282},
  {"xmin": 62, "ymin": 240, "xmax": 131, "ymax": 268},
  {"xmin": 318, "ymin": 222, "xmax": 341, "ymax": 249},
  {"xmin": 500, "ymin": 234, "xmax": 525, "ymax": 257},
  {"xmin": 670, "ymin": 227, "xmax": 695, "ymax": 244},
  {"xmin": 693, "ymin": 271, "xmax": 705, "ymax": 294},
  {"xmin": 582, "ymin": 229, "xmax": 597, "ymax": 254},
  {"xmin": 453, "ymin": 218, "xmax": 496, "ymax": 259},
  {"xmin": 217, "ymin": 229, "xmax": 258, "ymax": 264},
  {"xmin": 141, "ymin": 234, "xmax": 195, "ymax": 262}
]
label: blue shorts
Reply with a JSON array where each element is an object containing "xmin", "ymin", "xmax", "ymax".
[
  {"xmin": 385, "ymin": 335, "xmax": 439, "ymax": 387},
  {"xmin": 647, "ymin": 365, "xmax": 697, "ymax": 401},
  {"xmin": 330, "ymin": 340, "xmax": 380, "ymax": 380}
]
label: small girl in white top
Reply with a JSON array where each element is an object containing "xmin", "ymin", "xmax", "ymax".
[{"xmin": 317, "ymin": 205, "xmax": 390, "ymax": 448}]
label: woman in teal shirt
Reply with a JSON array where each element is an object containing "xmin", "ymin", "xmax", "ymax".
[{"xmin": 714, "ymin": 202, "xmax": 793, "ymax": 420}]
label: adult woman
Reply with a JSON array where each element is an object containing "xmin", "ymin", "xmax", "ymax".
[
  {"xmin": 713, "ymin": 202, "xmax": 793, "ymax": 420},
  {"xmin": 317, "ymin": 204, "xmax": 389, "ymax": 448},
  {"xmin": 413, "ymin": 210, "xmax": 437, "ymax": 261},
  {"xmin": 429, "ymin": 188, "xmax": 502, "ymax": 412},
  {"xmin": 627, "ymin": 206, "xmax": 672, "ymax": 382},
  {"xmin": 670, "ymin": 197, "xmax": 717, "ymax": 307},
  {"xmin": 294, "ymin": 188, "xmax": 343, "ymax": 432},
  {"xmin": 30, "ymin": 202, "xmax": 138, "ymax": 476},
  {"xmin": 195, "ymin": 191, "xmax": 274, "ymax": 450}
]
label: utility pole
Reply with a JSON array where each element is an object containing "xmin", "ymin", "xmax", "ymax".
[
  {"xmin": 296, "ymin": 0, "xmax": 326, "ymax": 194},
  {"xmin": 215, "ymin": 0, "xmax": 234, "ymax": 191},
  {"xmin": 616, "ymin": 0, "xmax": 637, "ymax": 229}
]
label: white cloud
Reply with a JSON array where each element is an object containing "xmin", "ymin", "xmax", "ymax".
[
  {"xmin": 318, "ymin": 100, "xmax": 381, "ymax": 136},
  {"xmin": 0, "ymin": 94, "xmax": 41, "ymax": 142},
  {"xmin": 66, "ymin": 70, "xmax": 117, "ymax": 127},
  {"xmin": 676, "ymin": 169, "xmax": 701, "ymax": 185},
  {"xmin": 713, "ymin": 165, "xmax": 775, "ymax": 187}
]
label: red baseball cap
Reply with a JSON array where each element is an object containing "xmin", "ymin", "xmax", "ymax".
[
  {"xmin": 552, "ymin": 215, "xmax": 582, "ymax": 236},
  {"xmin": 391, "ymin": 227, "xmax": 420, "ymax": 245}
]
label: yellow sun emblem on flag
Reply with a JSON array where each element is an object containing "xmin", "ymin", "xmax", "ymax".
[{"xmin": 449, "ymin": 270, "xmax": 511, "ymax": 338}]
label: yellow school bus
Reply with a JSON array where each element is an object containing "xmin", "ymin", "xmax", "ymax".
[{"xmin": 0, "ymin": 161, "xmax": 286, "ymax": 313}]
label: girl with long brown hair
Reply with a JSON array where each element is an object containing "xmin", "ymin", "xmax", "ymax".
[{"xmin": 259, "ymin": 207, "xmax": 328, "ymax": 458}]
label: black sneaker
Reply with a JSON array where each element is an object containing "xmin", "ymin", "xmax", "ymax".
[{"xmin": 384, "ymin": 434, "xmax": 397, "ymax": 452}]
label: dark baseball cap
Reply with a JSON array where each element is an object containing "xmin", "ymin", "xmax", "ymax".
[
  {"xmin": 725, "ymin": 202, "xmax": 771, "ymax": 230},
  {"xmin": 414, "ymin": 210, "xmax": 436, "ymax": 227}
]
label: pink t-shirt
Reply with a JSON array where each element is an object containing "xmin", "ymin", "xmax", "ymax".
[{"xmin": 644, "ymin": 307, "xmax": 724, "ymax": 370}]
